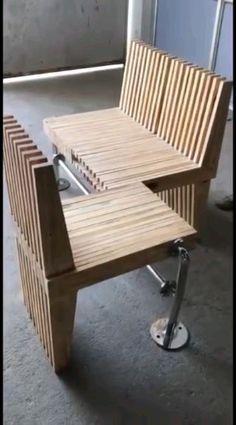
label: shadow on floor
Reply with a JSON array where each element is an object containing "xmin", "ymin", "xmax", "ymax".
[
  {"xmin": 198, "ymin": 201, "xmax": 232, "ymax": 255},
  {"xmin": 56, "ymin": 332, "xmax": 231, "ymax": 425}
]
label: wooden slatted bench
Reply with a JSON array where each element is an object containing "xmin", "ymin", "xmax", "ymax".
[
  {"xmin": 4, "ymin": 115, "xmax": 197, "ymax": 372},
  {"xmin": 44, "ymin": 40, "xmax": 232, "ymax": 232}
]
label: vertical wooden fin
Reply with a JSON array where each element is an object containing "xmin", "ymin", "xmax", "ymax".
[
  {"xmin": 192, "ymin": 181, "xmax": 210, "ymax": 233},
  {"xmin": 33, "ymin": 163, "xmax": 75, "ymax": 278},
  {"xmin": 201, "ymin": 80, "xmax": 232, "ymax": 170},
  {"xmin": 47, "ymin": 292, "xmax": 77, "ymax": 372},
  {"xmin": 119, "ymin": 40, "xmax": 170, "ymax": 133}
]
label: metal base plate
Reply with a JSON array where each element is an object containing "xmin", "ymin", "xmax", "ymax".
[
  {"xmin": 150, "ymin": 318, "xmax": 190, "ymax": 350},
  {"xmin": 57, "ymin": 178, "xmax": 70, "ymax": 191}
]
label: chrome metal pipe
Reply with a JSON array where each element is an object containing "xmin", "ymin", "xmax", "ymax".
[
  {"xmin": 146, "ymin": 264, "xmax": 167, "ymax": 287},
  {"xmin": 163, "ymin": 246, "xmax": 190, "ymax": 348},
  {"xmin": 58, "ymin": 158, "xmax": 89, "ymax": 195}
]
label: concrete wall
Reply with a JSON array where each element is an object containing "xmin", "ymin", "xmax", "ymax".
[{"xmin": 4, "ymin": 0, "xmax": 128, "ymax": 76}]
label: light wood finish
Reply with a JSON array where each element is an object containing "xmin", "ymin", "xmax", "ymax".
[
  {"xmin": 4, "ymin": 116, "xmax": 197, "ymax": 371},
  {"xmin": 33, "ymin": 164, "xmax": 74, "ymax": 278},
  {"xmin": 3, "ymin": 40, "xmax": 232, "ymax": 373},
  {"xmin": 44, "ymin": 107, "xmax": 200, "ymax": 191},
  {"xmin": 62, "ymin": 183, "xmax": 196, "ymax": 272},
  {"xmin": 3, "ymin": 116, "xmax": 76, "ymax": 372},
  {"xmin": 44, "ymin": 40, "xmax": 231, "ymax": 231}
]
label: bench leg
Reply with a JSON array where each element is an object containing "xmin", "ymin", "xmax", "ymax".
[
  {"xmin": 47, "ymin": 291, "xmax": 77, "ymax": 373},
  {"xmin": 150, "ymin": 239, "xmax": 190, "ymax": 350},
  {"xmin": 16, "ymin": 239, "xmax": 77, "ymax": 371},
  {"xmin": 193, "ymin": 181, "xmax": 210, "ymax": 234}
]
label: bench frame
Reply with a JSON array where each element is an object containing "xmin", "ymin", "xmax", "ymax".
[
  {"xmin": 44, "ymin": 40, "xmax": 232, "ymax": 235},
  {"xmin": 4, "ymin": 41, "xmax": 232, "ymax": 373},
  {"xmin": 54, "ymin": 152, "xmax": 192, "ymax": 352},
  {"xmin": 4, "ymin": 115, "xmax": 196, "ymax": 372}
]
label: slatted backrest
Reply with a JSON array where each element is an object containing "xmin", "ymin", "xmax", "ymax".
[
  {"xmin": 119, "ymin": 40, "xmax": 171, "ymax": 130},
  {"xmin": 120, "ymin": 40, "xmax": 232, "ymax": 170},
  {"xmin": 155, "ymin": 59, "xmax": 232, "ymax": 168},
  {"xmin": 3, "ymin": 116, "xmax": 75, "ymax": 278}
]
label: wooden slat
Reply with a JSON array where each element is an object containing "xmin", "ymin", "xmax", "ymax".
[
  {"xmin": 158, "ymin": 184, "xmax": 196, "ymax": 227},
  {"xmin": 60, "ymin": 182, "xmax": 196, "ymax": 274},
  {"xmin": 3, "ymin": 120, "xmax": 20, "ymax": 214},
  {"xmin": 127, "ymin": 42, "xmax": 145, "ymax": 117},
  {"xmin": 119, "ymin": 40, "xmax": 137, "ymax": 110},
  {"xmin": 11, "ymin": 137, "xmax": 33, "ymax": 232},
  {"xmin": 183, "ymin": 71, "xmax": 214, "ymax": 158},
  {"xmin": 200, "ymin": 79, "xmax": 232, "ymax": 168},
  {"xmin": 147, "ymin": 54, "xmax": 171, "ymax": 132},
  {"xmin": 32, "ymin": 163, "xmax": 75, "ymax": 278},
  {"xmin": 132, "ymin": 43, "xmax": 149, "ymax": 120},
  {"xmin": 123, "ymin": 41, "xmax": 143, "ymax": 115},
  {"xmin": 193, "ymin": 76, "xmax": 223, "ymax": 163},
  {"xmin": 140, "ymin": 49, "xmax": 163, "ymax": 126}
]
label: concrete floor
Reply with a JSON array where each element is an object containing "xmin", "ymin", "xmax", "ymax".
[{"xmin": 3, "ymin": 70, "xmax": 233, "ymax": 425}]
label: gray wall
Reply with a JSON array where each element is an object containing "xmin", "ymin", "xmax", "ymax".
[
  {"xmin": 155, "ymin": 0, "xmax": 232, "ymax": 80},
  {"xmin": 4, "ymin": 0, "xmax": 128, "ymax": 76}
]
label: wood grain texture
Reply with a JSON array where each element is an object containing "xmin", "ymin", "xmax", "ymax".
[
  {"xmin": 32, "ymin": 163, "xmax": 75, "ymax": 278},
  {"xmin": 44, "ymin": 40, "xmax": 231, "ymax": 233},
  {"xmin": 3, "ymin": 116, "xmax": 76, "ymax": 371},
  {"xmin": 4, "ymin": 39, "xmax": 232, "ymax": 372},
  {"xmin": 60, "ymin": 183, "xmax": 197, "ymax": 291}
]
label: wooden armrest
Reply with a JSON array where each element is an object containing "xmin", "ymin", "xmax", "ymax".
[{"xmin": 145, "ymin": 166, "xmax": 213, "ymax": 192}]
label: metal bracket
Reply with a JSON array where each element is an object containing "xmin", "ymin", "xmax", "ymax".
[
  {"xmin": 150, "ymin": 238, "xmax": 190, "ymax": 350},
  {"xmin": 53, "ymin": 153, "xmax": 70, "ymax": 191}
]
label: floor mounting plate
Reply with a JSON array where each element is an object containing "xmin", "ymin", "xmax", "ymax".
[{"xmin": 150, "ymin": 318, "xmax": 190, "ymax": 350}]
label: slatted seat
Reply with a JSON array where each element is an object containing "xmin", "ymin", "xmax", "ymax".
[
  {"xmin": 3, "ymin": 115, "xmax": 196, "ymax": 372},
  {"xmin": 45, "ymin": 107, "xmax": 199, "ymax": 191},
  {"xmin": 62, "ymin": 183, "xmax": 195, "ymax": 272},
  {"xmin": 44, "ymin": 40, "xmax": 232, "ymax": 231}
]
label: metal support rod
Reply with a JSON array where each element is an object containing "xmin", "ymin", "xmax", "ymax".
[
  {"xmin": 146, "ymin": 264, "xmax": 167, "ymax": 287},
  {"xmin": 53, "ymin": 146, "xmax": 60, "ymax": 181},
  {"xmin": 53, "ymin": 153, "xmax": 167, "ymax": 290},
  {"xmin": 52, "ymin": 149, "xmax": 70, "ymax": 191},
  {"xmin": 150, "ymin": 239, "xmax": 190, "ymax": 350},
  {"xmin": 54, "ymin": 155, "xmax": 89, "ymax": 195},
  {"xmin": 163, "ymin": 246, "xmax": 190, "ymax": 348}
]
